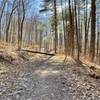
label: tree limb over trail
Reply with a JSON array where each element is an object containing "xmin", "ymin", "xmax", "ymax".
[{"xmin": 22, "ymin": 49, "xmax": 55, "ymax": 56}]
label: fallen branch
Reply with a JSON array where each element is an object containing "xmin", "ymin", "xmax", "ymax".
[
  {"xmin": 21, "ymin": 49, "xmax": 55, "ymax": 56},
  {"xmin": 74, "ymin": 59, "xmax": 100, "ymax": 79}
]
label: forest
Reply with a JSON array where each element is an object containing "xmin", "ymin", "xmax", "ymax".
[{"xmin": 0, "ymin": 0, "xmax": 100, "ymax": 99}]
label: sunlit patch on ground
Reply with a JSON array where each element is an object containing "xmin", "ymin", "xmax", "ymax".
[
  {"xmin": 34, "ymin": 68, "xmax": 60, "ymax": 77},
  {"xmin": 0, "ymin": 65, "xmax": 9, "ymax": 74}
]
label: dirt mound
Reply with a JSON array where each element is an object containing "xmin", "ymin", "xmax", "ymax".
[{"xmin": 0, "ymin": 50, "xmax": 33, "ymax": 65}]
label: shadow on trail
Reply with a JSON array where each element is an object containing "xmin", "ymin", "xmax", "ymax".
[
  {"xmin": 33, "ymin": 55, "xmax": 54, "ymax": 67},
  {"xmin": 0, "ymin": 54, "xmax": 14, "ymax": 64}
]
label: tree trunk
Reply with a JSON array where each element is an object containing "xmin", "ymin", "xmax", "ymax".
[
  {"xmin": 60, "ymin": 0, "xmax": 67, "ymax": 56},
  {"xmin": 0, "ymin": 0, "xmax": 7, "ymax": 40},
  {"xmin": 68, "ymin": 0, "xmax": 74, "ymax": 57},
  {"xmin": 90, "ymin": 0, "xmax": 96, "ymax": 61},
  {"xmin": 6, "ymin": 0, "xmax": 17, "ymax": 42},
  {"xmin": 84, "ymin": 0, "xmax": 88, "ymax": 55},
  {"xmin": 74, "ymin": 0, "xmax": 80, "ymax": 60},
  {"xmin": 53, "ymin": 0, "xmax": 58, "ymax": 54}
]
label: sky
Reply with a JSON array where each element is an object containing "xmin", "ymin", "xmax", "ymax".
[
  {"xmin": 1, "ymin": 0, "xmax": 99, "ymax": 21},
  {"xmin": 28, "ymin": 0, "xmax": 99, "ymax": 22},
  {"xmin": 31, "ymin": 0, "xmax": 42, "ymax": 12},
  {"xmin": 26, "ymin": 0, "xmax": 50, "ymax": 20}
]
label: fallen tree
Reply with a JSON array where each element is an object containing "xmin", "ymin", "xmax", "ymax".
[
  {"xmin": 22, "ymin": 49, "xmax": 55, "ymax": 56},
  {"xmin": 75, "ymin": 59, "xmax": 100, "ymax": 79}
]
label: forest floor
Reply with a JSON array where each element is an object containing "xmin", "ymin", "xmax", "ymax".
[{"xmin": 0, "ymin": 44, "xmax": 100, "ymax": 100}]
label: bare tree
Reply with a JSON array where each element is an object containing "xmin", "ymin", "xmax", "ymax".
[
  {"xmin": 17, "ymin": 0, "xmax": 25, "ymax": 50},
  {"xmin": 0, "ymin": 0, "xmax": 7, "ymax": 40},
  {"xmin": 89, "ymin": 0, "xmax": 96, "ymax": 61},
  {"xmin": 6, "ymin": 0, "xmax": 17, "ymax": 42}
]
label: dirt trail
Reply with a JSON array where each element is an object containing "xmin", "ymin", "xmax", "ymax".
[{"xmin": 0, "ymin": 55, "xmax": 100, "ymax": 100}]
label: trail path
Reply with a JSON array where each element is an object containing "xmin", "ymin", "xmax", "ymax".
[{"xmin": 0, "ymin": 54, "xmax": 100, "ymax": 100}]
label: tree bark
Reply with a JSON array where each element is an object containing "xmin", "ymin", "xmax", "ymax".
[
  {"xmin": 53, "ymin": 0, "xmax": 58, "ymax": 54},
  {"xmin": 90, "ymin": 0, "xmax": 96, "ymax": 61}
]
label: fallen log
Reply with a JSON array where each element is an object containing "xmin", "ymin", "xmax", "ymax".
[
  {"xmin": 21, "ymin": 49, "xmax": 55, "ymax": 56},
  {"xmin": 75, "ymin": 59, "xmax": 100, "ymax": 79}
]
